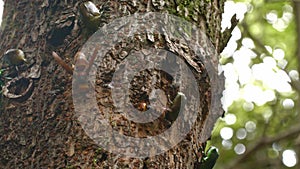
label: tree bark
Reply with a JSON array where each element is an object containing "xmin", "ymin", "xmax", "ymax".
[{"xmin": 0, "ymin": 0, "xmax": 229, "ymax": 168}]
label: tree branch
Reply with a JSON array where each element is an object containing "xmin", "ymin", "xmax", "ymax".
[{"xmin": 224, "ymin": 123, "xmax": 300, "ymax": 169}]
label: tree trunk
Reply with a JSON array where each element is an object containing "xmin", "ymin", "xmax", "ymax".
[{"xmin": 0, "ymin": 0, "xmax": 228, "ymax": 168}]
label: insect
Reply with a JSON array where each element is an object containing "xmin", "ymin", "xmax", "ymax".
[
  {"xmin": 52, "ymin": 47, "xmax": 98, "ymax": 75},
  {"xmin": 137, "ymin": 101, "xmax": 148, "ymax": 112},
  {"xmin": 79, "ymin": 1, "xmax": 101, "ymax": 30},
  {"xmin": 73, "ymin": 52, "xmax": 90, "ymax": 76},
  {"xmin": 2, "ymin": 49, "xmax": 27, "ymax": 66},
  {"xmin": 52, "ymin": 51, "xmax": 90, "ymax": 93},
  {"xmin": 164, "ymin": 92, "xmax": 186, "ymax": 122},
  {"xmin": 0, "ymin": 49, "xmax": 29, "ymax": 74}
]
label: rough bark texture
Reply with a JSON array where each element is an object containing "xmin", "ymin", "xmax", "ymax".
[{"xmin": 0, "ymin": 0, "xmax": 229, "ymax": 168}]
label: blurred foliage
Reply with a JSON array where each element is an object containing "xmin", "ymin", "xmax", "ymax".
[{"xmin": 211, "ymin": 0, "xmax": 300, "ymax": 169}]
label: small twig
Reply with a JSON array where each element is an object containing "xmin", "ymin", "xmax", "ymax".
[
  {"xmin": 52, "ymin": 51, "xmax": 74, "ymax": 74},
  {"xmin": 290, "ymin": 79, "xmax": 300, "ymax": 92},
  {"xmin": 241, "ymin": 22, "xmax": 272, "ymax": 56}
]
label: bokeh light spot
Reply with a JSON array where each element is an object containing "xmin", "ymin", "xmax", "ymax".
[
  {"xmin": 236, "ymin": 128, "xmax": 247, "ymax": 140},
  {"xmin": 282, "ymin": 99, "xmax": 294, "ymax": 109},
  {"xmin": 245, "ymin": 121, "xmax": 256, "ymax": 132},
  {"xmin": 220, "ymin": 127, "xmax": 234, "ymax": 140},
  {"xmin": 222, "ymin": 140, "xmax": 233, "ymax": 150},
  {"xmin": 234, "ymin": 143, "xmax": 246, "ymax": 155},
  {"xmin": 224, "ymin": 113, "xmax": 237, "ymax": 125},
  {"xmin": 282, "ymin": 149, "xmax": 297, "ymax": 167},
  {"xmin": 243, "ymin": 102, "xmax": 254, "ymax": 112}
]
